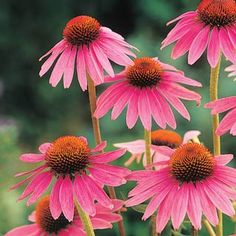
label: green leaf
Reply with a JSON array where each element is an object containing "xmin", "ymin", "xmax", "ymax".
[{"xmin": 131, "ymin": 204, "xmax": 148, "ymax": 213}]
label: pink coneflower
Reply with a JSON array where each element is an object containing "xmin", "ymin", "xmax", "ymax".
[
  {"xmin": 12, "ymin": 136, "xmax": 129, "ymax": 221},
  {"xmin": 161, "ymin": 0, "xmax": 236, "ymax": 67},
  {"xmin": 39, "ymin": 15, "xmax": 136, "ymax": 90},
  {"xmin": 94, "ymin": 57, "xmax": 201, "ymax": 131},
  {"xmin": 114, "ymin": 129, "xmax": 200, "ymax": 166},
  {"xmin": 205, "ymin": 96, "xmax": 236, "ymax": 136},
  {"xmin": 126, "ymin": 143, "xmax": 236, "ymax": 233},
  {"xmin": 6, "ymin": 195, "xmax": 123, "ymax": 236},
  {"xmin": 225, "ymin": 64, "xmax": 236, "ymax": 80}
]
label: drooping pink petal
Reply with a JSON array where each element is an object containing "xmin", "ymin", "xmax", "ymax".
[
  {"xmin": 126, "ymin": 170, "xmax": 156, "ymax": 181},
  {"xmin": 215, "ymin": 154, "xmax": 233, "ymax": 166},
  {"xmin": 14, "ymin": 165, "xmax": 47, "ymax": 178},
  {"xmin": 39, "ymin": 40, "xmax": 67, "ymax": 76},
  {"xmin": 227, "ymin": 26, "xmax": 236, "ymax": 48},
  {"xmin": 83, "ymin": 45, "xmax": 103, "ymax": 85},
  {"xmin": 27, "ymin": 172, "xmax": 52, "ymax": 205},
  {"xmin": 202, "ymin": 180, "xmax": 235, "ymax": 216},
  {"xmin": 76, "ymin": 47, "xmax": 87, "ymax": 91},
  {"xmin": 142, "ymin": 179, "xmax": 174, "ymax": 220},
  {"xmin": 74, "ymin": 175, "xmax": 96, "ymax": 216},
  {"xmin": 5, "ymin": 224, "xmax": 40, "ymax": 236},
  {"xmin": 114, "ymin": 140, "xmax": 145, "ymax": 154},
  {"xmin": 19, "ymin": 154, "xmax": 45, "ymax": 163},
  {"xmin": 188, "ymin": 25, "xmax": 210, "ymax": 65},
  {"xmin": 126, "ymin": 88, "xmax": 139, "ymax": 129},
  {"xmin": 171, "ymin": 183, "xmax": 189, "ymax": 230},
  {"xmin": 91, "ymin": 218, "xmax": 112, "ymax": 229},
  {"xmin": 171, "ymin": 22, "xmax": 204, "ymax": 59},
  {"xmin": 59, "ymin": 176, "xmax": 74, "ymax": 222},
  {"xmin": 95, "ymin": 82, "xmax": 129, "ymax": 118},
  {"xmin": 149, "ymin": 89, "xmax": 166, "ymax": 129},
  {"xmin": 91, "ymin": 163, "xmax": 130, "ymax": 177},
  {"xmin": 156, "ymin": 183, "xmax": 178, "ymax": 233},
  {"xmin": 111, "ymin": 87, "xmax": 134, "ymax": 120},
  {"xmin": 138, "ymin": 89, "xmax": 152, "ymax": 130},
  {"xmin": 38, "ymin": 143, "xmax": 51, "ymax": 154},
  {"xmin": 18, "ymin": 171, "xmax": 51, "ymax": 200},
  {"xmin": 161, "ymin": 17, "xmax": 195, "ymax": 49},
  {"xmin": 219, "ymin": 27, "xmax": 236, "ymax": 64},
  {"xmin": 94, "ymin": 213, "xmax": 122, "ymax": 223},
  {"xmin": 166, "ymin": 11, "xmax": 196, "ymax": 26},
  {"xmin": 153, "ymin": 89, "xmax": 176, "ymax": 129},
  {"xmin": 205, "ymin": 97, "xmax": 236, "ymax": 114},
  {"xmin": 83, "ymin": 175, "xmax": 113, "ymax": 208},
  {"xmin": 159, "ymin": 89, "xmax": 190, "ymax": 120},
  {"xmin": 98, "ymin": 41, "xmax": 133, "ymax": 66},
  {"xmin": 89, "ymin": 167, "xmax": 126, "ymax": 186},
  {"xmin": 187, "ymin": 183, "xmax": 202, "ymax": 230},
  {"xmin": 216, "ymin": 109, "xmax": 236, "ymax": 136},
  {"xmin": 49, "ymin": 45, "xmax": 72, "ymax": 87},
  {"xmin": 196, "ymin": 182, "xmax": 218, "ymax": 226},
  {"xmin": 90, "ymin": 141, "xmax": 107, "ymax": 153},
  {"xmin": 50, "ymin": 176, "xmax": 63, "ymax": 219},
  {"xmin": 91, "ymin": 42, "xmax": 114, "ymax": 77},
  {"xmin": 163, "ymin": 72, "xmax": 202, "ymax": 87},
  {"xmin": 89, "ymin": 148, "xmax": 126, "ymax": 164},
  {"xmin": 63, "ymin": 45, "xmax": 77, "ymax": 88}
]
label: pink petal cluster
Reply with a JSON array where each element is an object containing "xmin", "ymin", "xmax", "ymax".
[
  {"xmin": 94, "ymin": 57, "xmax": 201, "ymax": 131},
  {"xmin": 205, "ymin": 96, "xmax": 236, "ymax": 136},
  {"xmin": 6, "ymin": 199, "xmax": 123, "ymax": 236},
  {"xmin": 126, "ymin": 149, "xmax": 236, "ymax": 233},
  {"xmin": 11, "ymin": 137, "xmax": 129, "ymax": 221},
  {"xmin": 39, "ymin": 16, "xmax": 136, "ymax": 90},
  {"xmin": 162, "ymin": 5, "xmax": 236, "ymax": 67}
]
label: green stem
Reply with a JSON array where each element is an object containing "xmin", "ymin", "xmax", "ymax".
[
  {"xmin": 87, "ymin": 75, "xmax": 126, "ymax": 236},
  {"xmin": 75, "ymin": 200, "xmax": 95, "ymax": 236},
  {"xmin": 203, "ymin": 219, "xmax": 216, "ymax": 236},
  {"xmin": 210, "ymin": 56, "xmax": 222, "ymax": 236},
  {"xmin": 144, "ymin": 129, "xmax": 157, "ymax": 236}
]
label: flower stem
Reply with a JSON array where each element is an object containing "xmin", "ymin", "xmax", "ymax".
[
  {"xmin": 87, "ymin": 75, "xmax": 102, "ymax": 145},
  {"xmin": 75, "ymin": 200, "xmax": 95, "ymax": 236},
  {"xmin": 210, "ymin": 56, "xmax": 222, "ymax": 236},
  {"xmin": 191, "ymin": 226, "xmax": 198, "ymax": 236},
  {"xmin": 87, "ymin": 75, "xmax": 126, "ymax": 236},
  {"xmin": 144, "ymin": 129, "xmax": 152, "ymax": 165},
  {"xmin": 203, "ymin": 219, "xmax": 216, "ymax": 236},
  {"xmin": 144, "ymin": 129, "xmax": 157, "ymax": 236}
]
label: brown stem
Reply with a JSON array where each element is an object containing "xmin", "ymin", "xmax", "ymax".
[{"xmin": 87, "ymin": 75, "xmax": 126, "ymax": 236}]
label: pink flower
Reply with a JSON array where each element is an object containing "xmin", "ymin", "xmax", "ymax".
[
  {"xmin": 161, "ymin": 0, "xmax": 236, "ymax": 67},
  {"xmin": 94, "ymin": 57, "xmax": 201, "ymax": 131},
  {"xmin": 205, "ymin": 96, "xmax": 236, "ymax": 136},
  {"xmin": 5, "ymin": 195, "xmax": 123, "ymax": 236},
  {"xmin": 114, "ymin": 129, "xmax": 201, "ymax": 166},
  {"xmin": 11, "ymin": 136, "xmax": 129, "ymax": 221},
  {"xmin": 39, "ymin": 15, "xmax": 136, "ymax": 90},
  {"xmin": 126, "ymin": 143, "xmax": 236, "ymax": 233},
  {"xmin": 225, "ymin": 64, "xmax": 236, "ymax": 80}
]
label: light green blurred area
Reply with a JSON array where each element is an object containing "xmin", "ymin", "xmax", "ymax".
[{"xmin": 0, "ymin": 0, "xmax": 236, "ymax": 235}]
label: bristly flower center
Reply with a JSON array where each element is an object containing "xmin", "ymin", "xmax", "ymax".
[
  {"xmin": 45, "ymin": 136, "xmax": 90, "ymax": 175},
  {"xmin": 170, "ymin": 143, "xmax": 214, "ymax": 183},
  {"xmin": 126, "ymin": 57, "xmax": 163, "ymax": 88},
  {"xmin": 63, "ymin": 15, "xmax": 100, "ymax": 46},
  {"xmin": 36, "ymin": 196, "xmax": 71, "ymax": 233},
  {"xmin": 198, "ymin": 0, "xmax": 236, "ymax": 27},
  {"xmin": 151, "ymin": 129, "xmax": 182, "ymax": 149}
]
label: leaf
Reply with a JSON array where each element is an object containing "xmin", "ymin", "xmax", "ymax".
[{"xmin": 131, "ymin": 204, "xmax": 148, "ymax": 213}]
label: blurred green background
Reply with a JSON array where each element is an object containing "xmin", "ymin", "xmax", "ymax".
[{"xmin": 1, "ymin": 0, "xmax": 236, "ymax": 235}]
